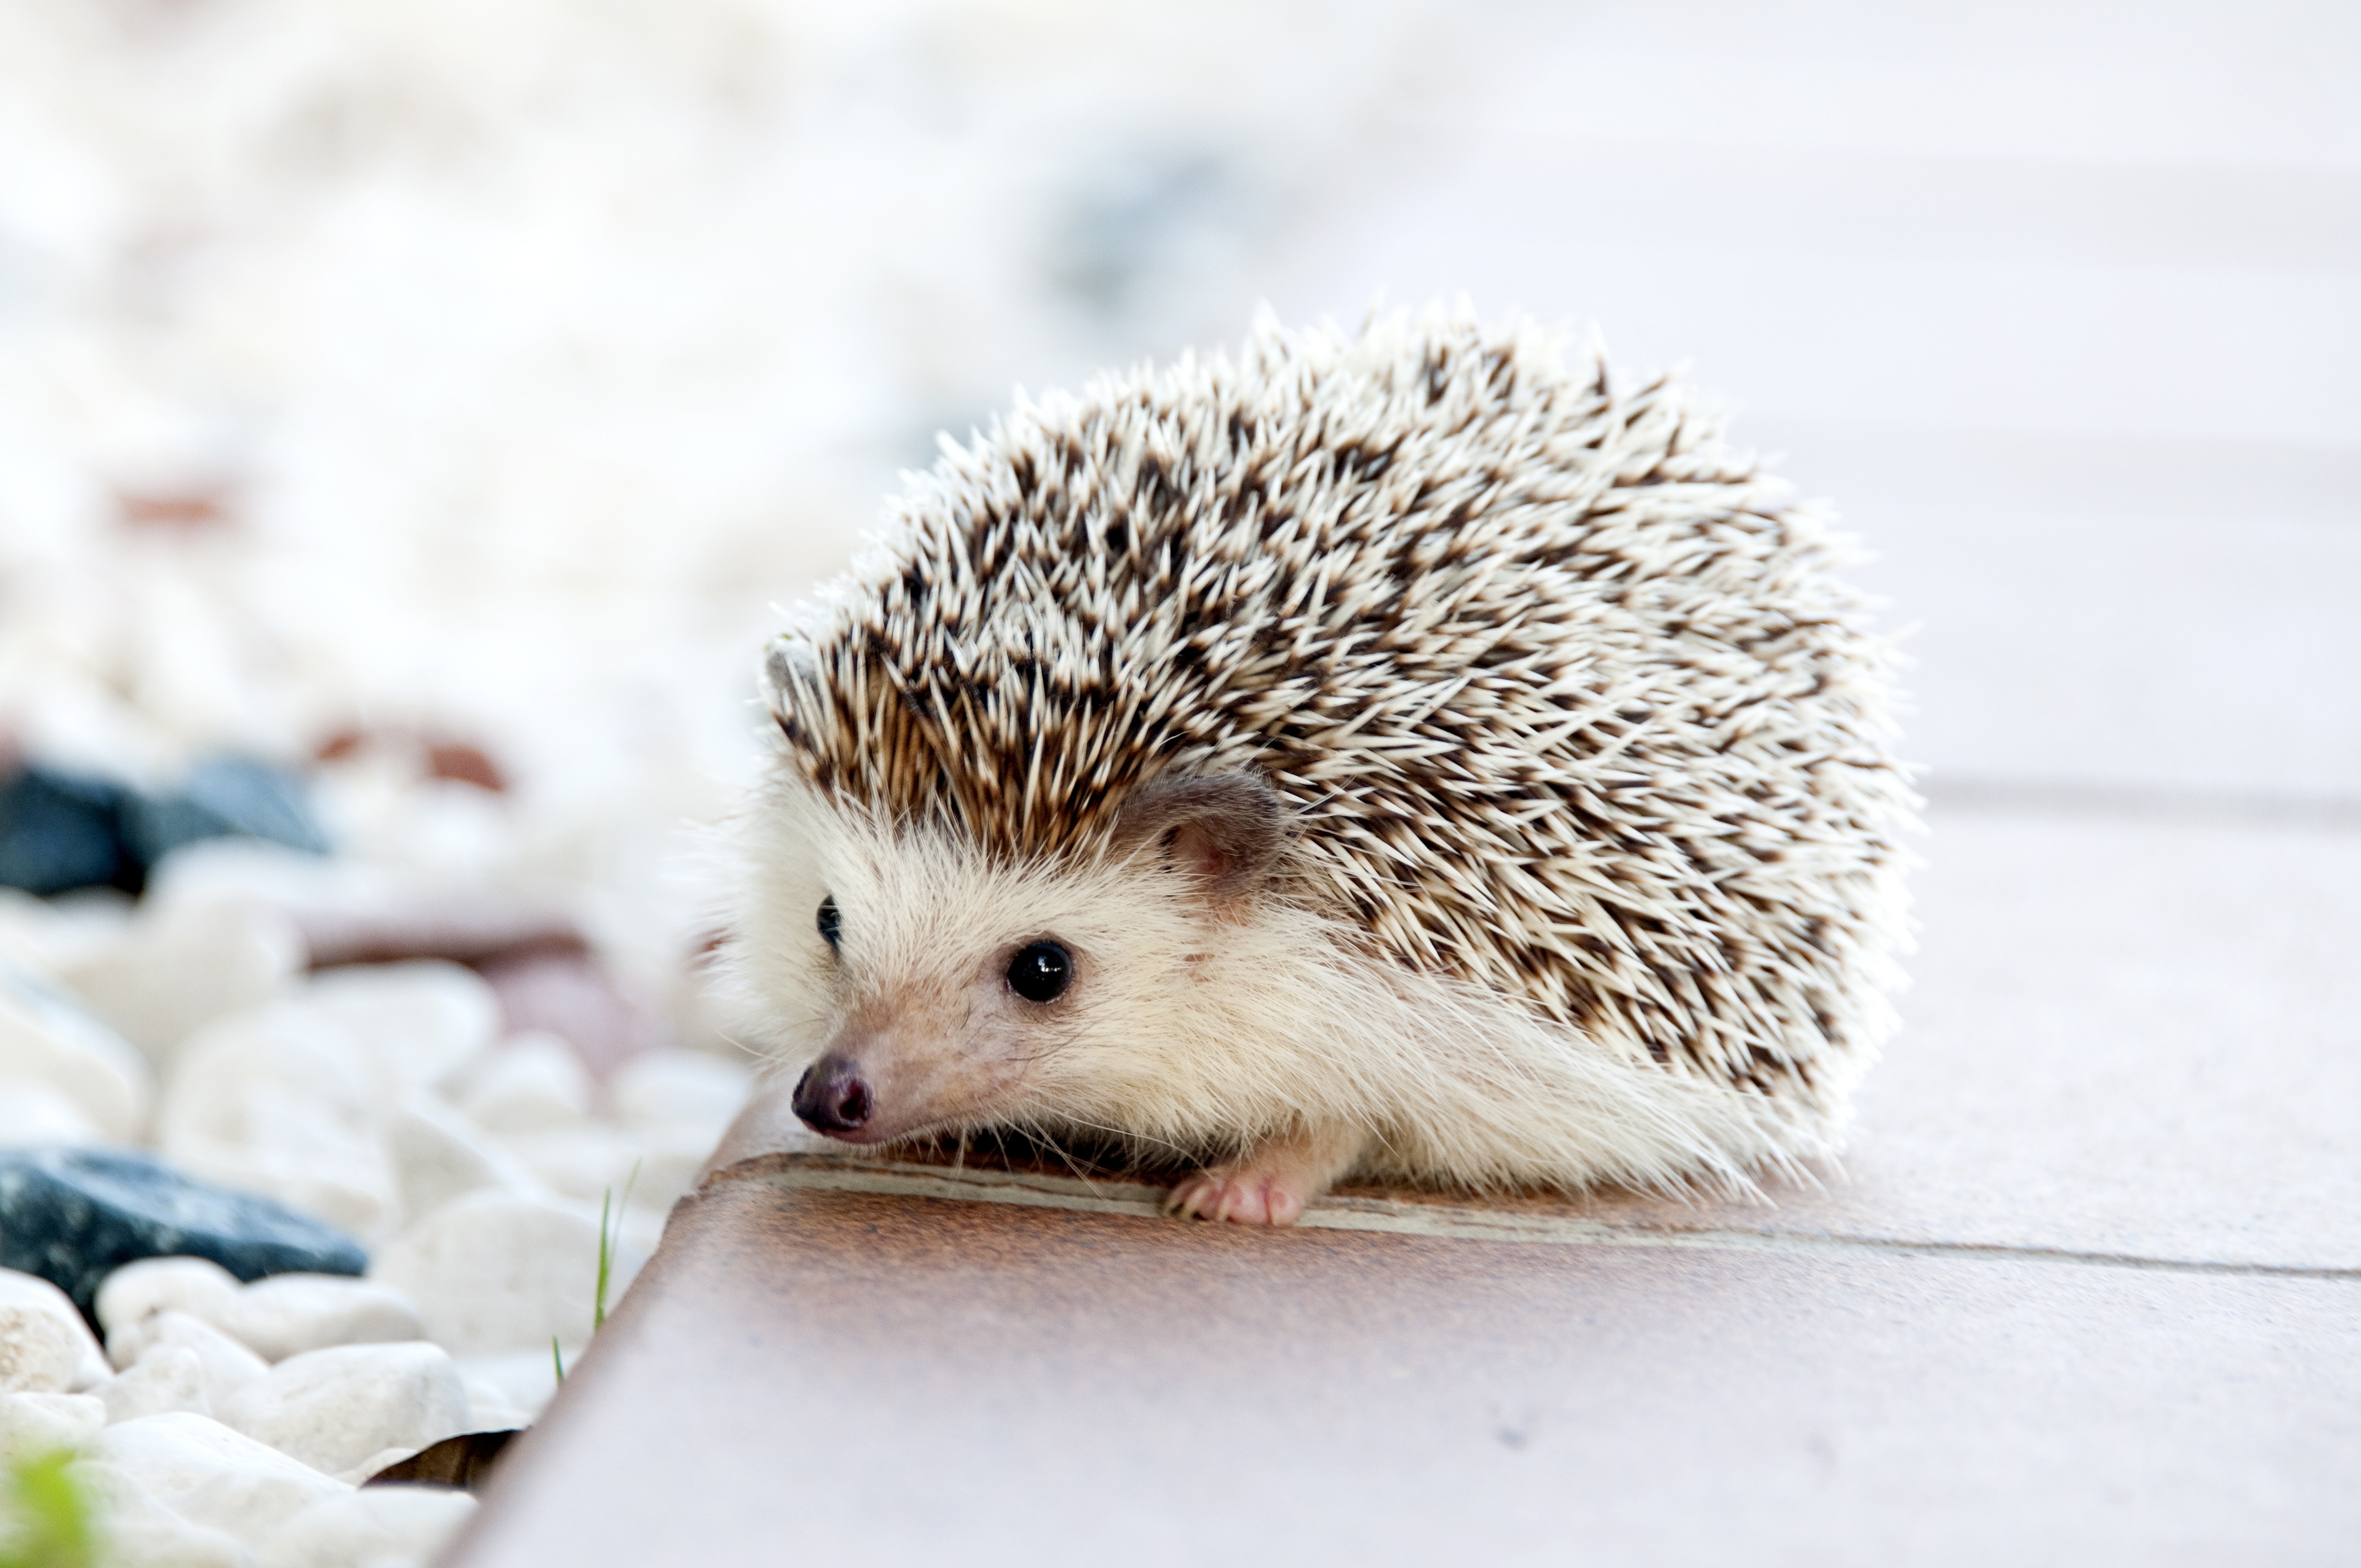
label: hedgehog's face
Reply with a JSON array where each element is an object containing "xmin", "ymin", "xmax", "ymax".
[{"xmin": 738, "ymin": 774, "xmax": 1292, "ymax": 1149}]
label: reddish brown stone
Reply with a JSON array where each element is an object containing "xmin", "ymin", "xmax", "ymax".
[
  {"xmin": 296, "ymin": 903, "xmax": 586, "ymax": 972},
  {"xmin": 116, "ymin": 484, "xmax": 234, "ymax": 531},
  {"xmin": 424, "ymin": 742, "xmax": 508, "ymax": 793}
]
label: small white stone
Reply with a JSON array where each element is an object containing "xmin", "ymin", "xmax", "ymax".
[
  {"xmin": 73, "ymin": 1337, "xmax": 112, "ymax": 1392},
  {"xmin": 614, "ymin": 1125, "xmax": 725, "ymax": 1219},
  {"xmin": 0, "ymin": 887, "xmax": 132, "ymax": 982},
  {"xmin": 453, "ymin": 1033, "xmax": 594, "ymax": 1134},
  {"xmin": 102, "ymin": 1343, "xmax": 212, "ymax": 1423},
  {"xmin": 0, "ymin": 1267, "xmax": 108, "ymax": 1394},
  {"xmin": 0, "ymin": 958, "xmax": 153, "ymax": 1142},
  {"xmin": 142, "ymin": 839, "xmax": 363, "ymax": 917},
  {"xmin": 611, "ymin": 1049, "xmax": 753, "ymax": 1135},
  {"xmin": 101, "ymin": 1261, "xmax": 426, "ymax": 1367},
  {"xmin": 498, "ymin": 1123, "xmax": 640, "ymax": 1206},
  {"xmin": 156, "ymin": 1002, "xmax": 399, "ymax": 1240},
  {"xmin": 99, "ymin": 1259, "xmax": 243, "ymax": 1355},
  {"xmin": 113, "ymin": 1313, "xmax": 270, "ymax": 1405},
  {"xmin": 329, "ymin": 1445, "xmax": 417, "ymax": 1487},
  {"xmin": 0, "ymin": 1390, "xmax": 106, "ymax": 1465},
  {"xmin": 369, "ymin": 1191, "xmax": 635, "ymax": 1357},
  {"xmin": 384, "ymin": 1094, "xmax": 541, "ymax": 1221},
  {"xmin": 0, "ymin": 1075, "xmax": 105, "ymax": 1146},
  {"xmin": 80, "ymin": 1412, "xmax": 349, "ymax": 1546},
  {"xmin": 218, "ymin": 1342, "xmax": 469, "ymax": 1479},
  {"xmin": 59, "ymin": 904, "xmax": 305, "ymax": 1067},
  {"xmin": 302, "ymin": 961, "xmax": 501, "ymax": 1097},
  {"xmin": 67, "ymin": 1459, "xmax": 254, "ymax": 1567},
  {"xmin": 451, "ymin": 1350, "xmax": 561, "ymax": 1424},
  {"xmin": 224, "ymin": 1276, "xmax": 426, "ymax": 1365},
  {"xmin": 176, "ymin": 1141, "xmax": 399, "ymax": 1248},
  {"xmin": 256, "ymin": 1484, "xmax": 477, "ymax": 1568},
  {"xmin": 458, "ymin": 1374, "xmax": 529, "ymax": 1432}
]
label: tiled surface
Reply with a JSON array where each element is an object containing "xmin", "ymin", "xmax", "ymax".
[
  {"xmin": 445, "ymin": 1182, "xmax": 2361, "ymax": 1568},
  {"xmin": 1792, "ymin": 811, "xmax": 2361, "ymax": 1267}
]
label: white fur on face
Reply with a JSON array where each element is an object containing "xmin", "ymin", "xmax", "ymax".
[{"xmin": 730, "ymin": 777, "xmax": 1846, "ymax": 1198}]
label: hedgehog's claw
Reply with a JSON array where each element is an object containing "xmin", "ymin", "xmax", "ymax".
[
  {"xmin": 1165, "ymin": 1124, "xmax": 1365, "ymax": 1227},
  {"xmin": 1168, "ymin": 1168, "xmax": 1304, "ymax": 1227}
]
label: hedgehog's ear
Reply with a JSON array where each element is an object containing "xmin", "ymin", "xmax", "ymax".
[{"xmin": 1113, "ymin": 774, "xmax": 1289, "ymax": 901}]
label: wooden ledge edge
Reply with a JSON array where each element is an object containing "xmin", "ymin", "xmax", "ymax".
[
  {"xmin": 682, "ymin": 1089, "xmax": 2360, "ymax": 1275},
  {"xmin": 692, "ymin": 1144, "xmax": 1839, "ymax": 1253}
]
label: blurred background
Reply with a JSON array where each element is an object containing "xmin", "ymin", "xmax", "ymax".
[{"xmin": 0, "ymin": 0, "xmax": 2354, "ymax": 1071}]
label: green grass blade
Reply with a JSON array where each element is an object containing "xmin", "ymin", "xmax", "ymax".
[
  {"xmin": 0, "ymin": 1449, "xmax": 98, "ymax": 1568},
  {"xmin": 594, "ymin": 1187, "xmax": 613, "ymax": 1332},
  {"xmin": 592, "ymin": 1161, "xmax": 641, "ymax": 1333}
]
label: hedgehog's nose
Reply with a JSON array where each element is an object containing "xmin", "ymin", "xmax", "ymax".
[{"xmin": 792, "ymin": 1054, "xmax": 873, "ymax": 1135}]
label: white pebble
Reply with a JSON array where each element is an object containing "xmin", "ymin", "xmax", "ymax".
[
  {"xmin": 331, "ymin": 1445, "xmax": 418, "ymax": 1487},
  {"xmin": 0, "ymin": 1076, "xmax": 105, "ymax": 1146},
  {"xmin": 99, "ymin": 1259, "xmax": 243, "ymax": 1350},
  {"xmin": 220, "ymin": 1277, "xmax": 426, "ymax": 1365},
  {"xmin": 611, "ymin": 1127, "xmax": 726, "ymax": 1220},
  {"xmin": 384, "ymin": 1094, "xmax": 541, "ymax": 1221},
  {"xmin": 0, "ymin": 959, "xmax": 153, "ymax": 1142},
  {"xmin": 219, "ymin": 1342, "xmax": 469, "ymax": 1479},
  {"xmin": 143, "ymin": 839, "xmax": 363, "ymax": 919},
  {"xmin": 102, "ymin": 1343, "xmax": 213, "ymax": 1423},
  {"xmin": 451, "ymin": 1351, "xmax": 561, "ymax": 1424},
  {"xmin": 156, "ymin": 1002, "xmax": 399, "ymax": 1240},
  {"xmin": 497, "ymin": 1124, "xmax": 639, "ymax": 1206},
  {"xmin": 59, "ymin": 905, "xmax": 305, "ymax": 1067},
  {"xmin": 0, "ymin": 1267, "xmax": 108, "ymax": 1394},
  {"xmin": 369, "ymin": 1191, "xmax": 634, "ymax": 1357},
  {"xmin": 301, "ymin": 961, "xmax": 501, "ymax": 1096},
  {"xmin": 458, "ymin": 1373, "xmax": 529, "ymax": 1432},
  {"xmin": 257, "ymin": 1484, "xmax": 477, "ymax": 1568},
  {"xmin": 101, "ymin": 1260, "xmax": 425, "ymax": 1366},
  {"xmin": 0, "ymin": 887, "xmax": 132, "ymax": 981},
  {"xmin": 0, "ymin": 1390, "xmax": 105, "ymax": 1466},
  {"xmin": 112, "ymin": 1313, "xmax": 270, "ymax": 1403},
  {"xmin": 454, "ymin": 1033, "xmax": 593, "ymax": 1134},
  {"xmin": 611, "ymin": 1049, "xmax": 753, "ymax": 1135},
  {"xmin": 80, "ymin": 1412, "xmax": 349, "ymax": 1544},
  {"xmin": 66, "ymin": 1459, "xmax": 253, "ymax": 1567}
]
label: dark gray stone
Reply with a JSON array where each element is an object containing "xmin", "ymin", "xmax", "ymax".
[
  {"xmin": 0, "ymin": 1147, "xmax": 366, "ymax": 1324},
  {"xmin": 0, "ymin": 755, "xmax": 329, "ymax": 900},
  {"xmin": 0, "ymin": 766, "xmax": 135, "ymax": 896}
]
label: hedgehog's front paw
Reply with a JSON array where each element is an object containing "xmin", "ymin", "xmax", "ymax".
[
  {"xmin": 1165, "ymin": 1124, "xmax": 1366, "ymax": 1227},
  {"xmin": 1168, "ymin": 1167, "xmax": 1308, "ymax": 1226}
]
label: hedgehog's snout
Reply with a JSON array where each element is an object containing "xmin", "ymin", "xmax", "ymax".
[{"xmin": 791, "ymin": 1053, "xmax": 873, "ymax": 1135}]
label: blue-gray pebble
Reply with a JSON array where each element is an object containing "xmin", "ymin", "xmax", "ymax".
[
  {"xmin": 0, "ymin": 766, "xmax": 135, "ymax": 896},
  {"xmin": 119, "ymin": 755, "xmax": 331, "ymax": 867}
]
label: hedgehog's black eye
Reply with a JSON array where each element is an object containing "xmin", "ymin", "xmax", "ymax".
[
  {"xmin": 1006, "ymin": 940, "xmax": 1071, "ymax": 1003},
  {"xmin": 817, "ymin": 896, "xmax": 841, "ymax": 950}
]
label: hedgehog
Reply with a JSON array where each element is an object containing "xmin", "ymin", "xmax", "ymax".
[{"xmin": 728, "ymin": 308, "xmax": 1914, "ymax": 1227}]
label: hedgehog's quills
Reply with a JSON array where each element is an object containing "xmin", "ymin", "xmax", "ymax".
[{"xmin": 725, "ymin": 306, "xmax": 1917, "ymax": 1226}]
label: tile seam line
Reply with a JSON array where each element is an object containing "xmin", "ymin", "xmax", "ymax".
[{"xmin": 709, "ymin": 1161, "xmax": 2361, "ymax": 1282}]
